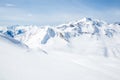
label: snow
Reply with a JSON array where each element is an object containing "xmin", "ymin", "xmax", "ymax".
[
  {"xmin": 0, "ymin": 17, "xmax": 120, "ymax": 80},
  {"xmin": 0, "ymin": 35, "xmax": 120, "ymax": 80}
]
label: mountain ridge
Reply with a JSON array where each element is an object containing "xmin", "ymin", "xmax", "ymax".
[{"xmin": 0, "ymin": 17, "xmax": 120, "ymax": 57}]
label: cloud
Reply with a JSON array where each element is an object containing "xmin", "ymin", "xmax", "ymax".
[
  {"xmin": 5, "ymin": 3, "xmax": 15, "ymax": 7},
  {"xmin": 0, "ymin": 1, "xmax": 119, "ymax": 26}
]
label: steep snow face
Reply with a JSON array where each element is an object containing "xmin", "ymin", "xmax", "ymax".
[{"xmin": 0, "ymin": 17, "xmax": 120, "ymax": 57}]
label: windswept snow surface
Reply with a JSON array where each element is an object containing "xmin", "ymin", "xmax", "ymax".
[
  {"xmin": 0, "ymin": 35, "xmax": 120, "ymax": 80},
  {"xmin": 0, "ymin": 18, "xmax": 120, "ymax": 80}
]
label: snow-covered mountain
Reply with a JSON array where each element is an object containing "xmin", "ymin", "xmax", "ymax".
[
  {"xmin": 0, "ymin": 17, "xmax": 120, "ymax": 57},
  {"xmin": 1, "ymin": 17, "xmax": 120, "ymax": 80}
]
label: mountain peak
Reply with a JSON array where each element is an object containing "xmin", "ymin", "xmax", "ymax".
[
  {"xmin": 0, "ymin": 18, "xmax": 120, "ymax": 49},
  {"xmin": 81, "ymin": 17, "xmax": 92, "ymax": 21}
]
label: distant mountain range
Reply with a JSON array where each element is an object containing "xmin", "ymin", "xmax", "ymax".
[{"xmin": 0, "ymin": 17, "xmax": 120, "ymax": 57}]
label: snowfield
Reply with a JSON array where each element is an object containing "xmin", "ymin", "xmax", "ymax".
[{"xmin": 0, "ymin": 18, "xmax": 120, "ymax": 80}]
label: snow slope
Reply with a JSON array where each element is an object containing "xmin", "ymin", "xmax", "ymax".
[{"xmin": 0, "ymin": 34, "xmax": 120, "ymax": 80}]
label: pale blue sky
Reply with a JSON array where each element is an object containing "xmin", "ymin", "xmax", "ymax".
[{"xmin": 0, "ymin": 0, "xmax": 120, "ymax": 26}]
